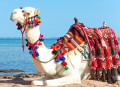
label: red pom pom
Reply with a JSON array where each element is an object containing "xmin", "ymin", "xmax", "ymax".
[
  {"xmin": 57, "ymin": 46, "xmax": 59, "ymax": 48},
  {"xmin": 28, "ymin": 43, "xmax": 31, "ymax": 46},
  {"xmin": 20, "ymin": 7, "xmax": 22, "ymax": 9},
  {"xmin": 54, "ymin": 54, "xmax": 59, "ymax": 59},
  {"xmin": 38, "ymin": 21, "xmax": 41, "ymax": 23},
  {"xmin": 31, "ymin": 16, "xmax": 34, "ymax": 19},
  {"xmin": 57, "ymin": 38, "xmax": 60, "ymax": 41},
  {"xmin": 41, "ymin": 35, "xmax": 43, "ymax": 37},
  {"xmin": 28, "ymin": 20, "xmax": 31, "ymax": 24},
  {"xmin": 38, "ymin": 42, "xmax": 42, "ymax": 46},
  {"xmin": 62, "ymin": 52, "xmax": 65, "ymax": 55},
  {"xmin": 32, "ymin": 52, "xmax": 36, "ymax": 57},
  {"xmin": 114, "ymin": 39, "xmax": 119, "ymax": 45},
  {"xmin": 51, "ymin": 45, "xmax": 55, "ymax": 49},
  {"xmin": 61, "ymin": 43, "xmax": 64, "ymax": 46},
  {"xmin": 61, "ymin": 61, "xmax": 67, "ymax": 66}
]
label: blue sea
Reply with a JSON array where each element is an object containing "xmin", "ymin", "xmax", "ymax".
[
  {"xmin": 0, "ymin": 38, "xmax": 57, "ymax": 75},
  {"xmin": 0, "ymin": 38, "xmax": 120, "ymax": 75}
]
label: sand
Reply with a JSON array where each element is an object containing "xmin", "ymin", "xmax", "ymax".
[{"xmin": 0, "ymin": 76, "xmax": 120, "ymax": 87}]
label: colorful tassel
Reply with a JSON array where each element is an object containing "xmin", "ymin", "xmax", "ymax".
[
  {"xmin": 64, "ymin": 65, "xmax": 69, "ymax": 70},
  {"xmin": 96, "ymin": 47, "xmax": 101, "ymax": 56},
  {"xmin": 61, "ymin": 61, "xmax": 67, "ymax": 66},
  {"xmin": 102, "ymin": 69, "xmax": 106, "ymax": 82},
  {"xmin": 107, "ymin": 69, "xmax": 112, "ymax": 84},
  {"xmin": 52, "ymin": 50, "xmax": 57, "ymax": 55},
  {"xmin": 60, "ymin": 56, "xmax": 66, "ymax": 61},
  {"xmin": 111, "ymin": 47, "xmax": 114, "ymax": 55},
  {"xmin": 28, "ymin": 46, "xmax": 32, "ymax": 50},
  {"xmin": 38, "ymin": 42, "xmax": 42, "ymax": 46},
  {"xmin": 35, "ymin": 45, "xmax": 39, "ymax": 49},
  {"xmin": 111, "ymin": 68, "xmax": 117, "ymax": 83},
  {"xmin": 35, "ymin": 52, "xmax": 39, "ymax": 57},
  {"xmin": 90, "ymin": 69, "xmax": 96, "ymax": 80},
  {"xmin": 28, "ymin": 24, "xmax": 32, "ymax": 28},
  {"xmin": 32, "ymin": 52, "xmax": 36, "ymax": 57},
  {"xmin": 55, "ymin": 58, "xmax": 60, "ymax": 62},
  {"xmin": 96, "ymin": 68, "xmax": 100, "ymax": 80},
  {"xmin": 51, "ymin": 45, "xmax": 56, "ymax": 49},
  {"xmin": 40, "ymin": 38, "xmax": 44, "ymax": 42},
  {"xmin": 29, "ymin": 50, "xmax": 34, "ymax": 54}
]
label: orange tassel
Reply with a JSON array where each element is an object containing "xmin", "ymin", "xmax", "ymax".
[
  {"xmin": 24, "ymin": 13, "xmax": 27, "ymax": 16},
  {"xmin": 38, "ymin": 42, "xmax": 42, "ymax": 46},
  {"xmin": 51, "ymin": 45, "xmax": 55, "ymax": 49}
]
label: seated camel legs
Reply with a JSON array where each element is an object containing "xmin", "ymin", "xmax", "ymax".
[{"xmin": 32, "ymin": 72, "xmax": 81, "ymax": 86}]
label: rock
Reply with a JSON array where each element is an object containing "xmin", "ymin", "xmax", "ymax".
[
  {"xmin": 0, "ymin": 69, "xmax": 25, "ymax": 73},
  {"xmin": 2, "ymin": 75, "xmax": 13, "ymax": 79}
]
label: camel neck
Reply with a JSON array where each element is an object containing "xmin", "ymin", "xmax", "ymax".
[{"xmin": 25, "ymin": 26, "xmax": 40, "ymax": 44}]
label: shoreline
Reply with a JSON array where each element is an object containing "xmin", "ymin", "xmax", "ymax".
[{"xmin": 0, "ymin": 71, "xmax": 120, "ymax": 87}]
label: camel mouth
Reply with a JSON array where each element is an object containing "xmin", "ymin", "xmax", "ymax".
[{"xmin": 10, "ymin": 17, "xmax": 16, "ymax": 21}]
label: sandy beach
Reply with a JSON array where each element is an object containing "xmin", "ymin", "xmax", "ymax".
[{"xmin": 0, "ymin": 75, "xmax": 120, "ymax": 87}]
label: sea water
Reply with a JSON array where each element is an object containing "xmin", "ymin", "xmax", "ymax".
[
  {"xmin": 0, "ymin": 38, "xmax": 120, "ymax": 75},
  {"xmin": 0, "ymin": 38, "xmax": 57, "ymax": 75}
]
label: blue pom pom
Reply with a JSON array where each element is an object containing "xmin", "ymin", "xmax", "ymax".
[
  {"xmin": 92, "ymin": 41, "xmax": 95, "ymax": 44},
  {"xmin": 35, "ymin": 45, "xmax": 39, "ymax": 49},
  {"xmin": 112, "ymin": 41, "xmax": 114, "ymax": 43},
  {"xmin": 29, "ymin": 50, "xmax": 33, "ymax": 54},
  {"xmin": 34, "ymin": 23, "xmax": 37, "ymax": 27},
  {"xmin": 60, "ymin": 56, "xmax": 66, "ymax": 61},
  {"xmin": 60, "ymin": 37, "xmax": 62, "ymax": 39},
  {"xmin": 34, "ymin": 15, "xmax": 36, "ymax": 18},
  {"xmin": 17, "ymin": 26, "xmax": 20, "ymax": 30},
  {"xmin": 40, "ymin": 38, "xmax": 44, "ymax": 42},
  {"xmin": 22, "ymin": 10, "xmax": 24, "ymax": 12},
  {"xmin": 55, "ymin": 58, "xmax": 60, "ymax": 62},
  {"xmin": 36, "ymin": 52, "xmax": 39, "ymax": 57},
  {"xmin": 31, "ymin": 20, "xmax": 35, "ymax": 24},
  {"xmin": 60, "ymin": 50, "xmax": 62, "ymax": 53}
]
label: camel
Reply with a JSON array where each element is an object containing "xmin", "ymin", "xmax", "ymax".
[{"xmin": 10, "ymin": 7, "xmax": 120, "ymax": 86}]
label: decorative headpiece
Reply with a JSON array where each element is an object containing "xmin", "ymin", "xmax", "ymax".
[{"xmin": 16, "ymin": 7, "xmax": 41, "ymax": 51}]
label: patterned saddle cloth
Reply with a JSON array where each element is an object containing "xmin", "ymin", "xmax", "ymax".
[{"xmin": 51, "ymin": 22, "xmax": 120, "ymax": 71}]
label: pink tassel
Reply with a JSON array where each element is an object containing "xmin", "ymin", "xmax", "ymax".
[{"xmin": 32, "ymin": 24, "xmax": 34, "ymax": 28}]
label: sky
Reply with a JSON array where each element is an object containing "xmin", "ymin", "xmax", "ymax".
[{"xmin": 0, "ymin": 0, "xmax": 120, "ymax": 38}]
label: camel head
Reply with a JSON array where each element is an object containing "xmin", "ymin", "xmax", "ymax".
[{"xmin": 10, "ymin": 7, "xmax": 40, "ymax": 26}]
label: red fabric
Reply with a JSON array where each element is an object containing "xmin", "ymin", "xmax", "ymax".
[{"xmin": 75, "ymin": 23, "xmax": 120, "ymax": 70}]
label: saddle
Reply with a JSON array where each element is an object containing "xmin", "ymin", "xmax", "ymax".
[{"xmin": 51, "ymin": 19, "xmax": 120, "ymax": 81}]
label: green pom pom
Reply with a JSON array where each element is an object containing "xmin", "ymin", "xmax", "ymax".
[
  {"xmin": 28, "ymin": 24, "xmax": 32, "ymax": 28},
  {"xmin": 70, "ymin": 36, "xmax": 73, "ymax": 39},
  {"xmin": 37, "ymin": 16, "xmax": 41, "ymax": 19},
  {"xmin": 56, "ymin": 49, "xmax": 59, "ymax": 53},
  {"xmin": 64, "ymin": 65, "xmax": 69, "ymax": 70},
  {"xmin": 28, "ymin": 17, "xmax": 31, "ymax": 19},
  {"xmin": 92, "ymin": 49, "xmax": 94, "ymax": 55},
  {"xmin": 97, "ymin": 47, "xmax": 101, "ymax": 56},
  {"xmin": 111, "ymin": 47, "xmax": 114, "ymax": 55}
]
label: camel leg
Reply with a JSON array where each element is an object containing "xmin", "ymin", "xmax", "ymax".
[
  {"xmin": 45, "ymin": 73, "xmax": 81, "ymax": 86},
  {"xmin": 31, "ymin": 75, "xmax": 53, "ymax": 85}
]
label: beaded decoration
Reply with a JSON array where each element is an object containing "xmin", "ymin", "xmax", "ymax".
[{"xmin": 26, "ymin": 34, "xmax": 44, "ymax": 58}]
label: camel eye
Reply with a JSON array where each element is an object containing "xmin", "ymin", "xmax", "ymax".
[{"xmin": 27, "ymin": 13, "xmax": 30, "ymax": 15}]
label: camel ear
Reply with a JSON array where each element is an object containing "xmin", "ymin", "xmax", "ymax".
[{"xmin": 34, "ymin": 9, "xmax": 40, "ymax": 15}]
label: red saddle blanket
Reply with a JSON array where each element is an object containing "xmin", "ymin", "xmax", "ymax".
[{"xmin": 52, "ymin": 23, "xmax": 120, "ymax": 70}]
